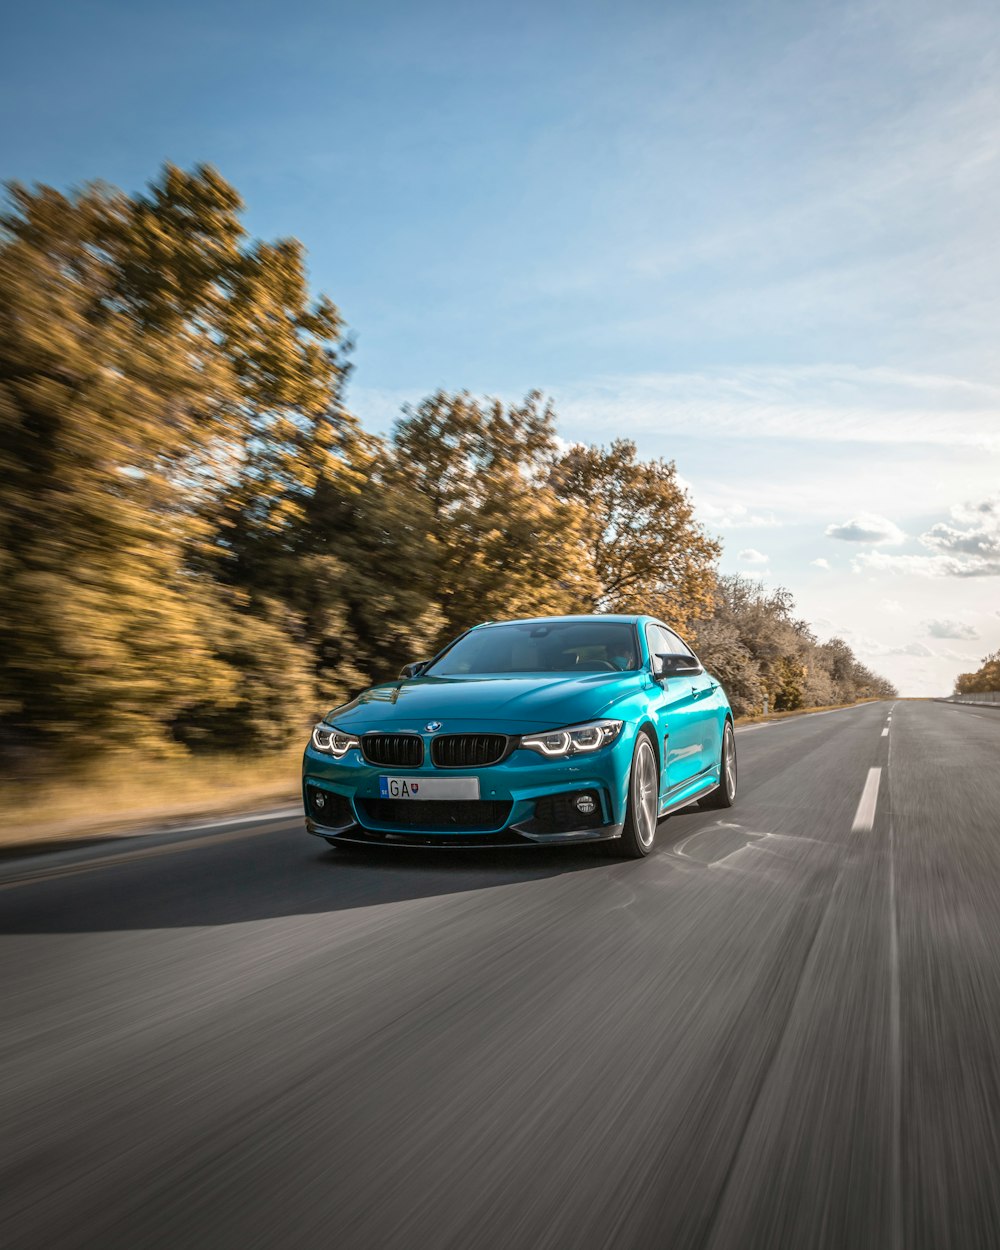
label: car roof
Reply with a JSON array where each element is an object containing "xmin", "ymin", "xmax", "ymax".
[{"xmin": 477, "ymin": 614, "xmax": 646, "ymax": 628}]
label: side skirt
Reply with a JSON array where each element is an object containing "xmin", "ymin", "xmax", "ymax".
[{"xmin": 658, "ymin": 774, "xmax": 719, "ymax": 818}]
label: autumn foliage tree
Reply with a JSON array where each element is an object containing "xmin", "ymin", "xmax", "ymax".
[
  {"xmin": 955, "ymin": 652, "xmax": 1000, "ymax": 694},
  {"xmin": 553, "ymin": 439, "xmax": 720, "ymax": 632},
  {"xmin": 0, "ymin": 165, "xmax": 353, "ymax": 756},
  {"xmin": 694, "ymin": 575, "xmax": 897, "ymax": 716},
  {"xmin": 390, "ymin": 391, "xmax": 597, "ymax": 640}
]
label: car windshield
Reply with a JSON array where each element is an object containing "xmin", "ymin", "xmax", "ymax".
[{"xmin": 425, "ymin": 621, "xmax": 641, "ymax": 676}]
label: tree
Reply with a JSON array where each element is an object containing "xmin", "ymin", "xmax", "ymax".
[
  {"xmin": 694, "ymin": 575, "xmax": 896, "ymax": 715},
  {"xmin": 391, "ymin": 391, "xmax": 595, "ymax": 641},
  {"xmin": 553, "ymin": 439, "xmax": 720, "ymax": 633},
  {"xmin": 0, "ymin": 165, "xmax": 352, "ymax": 756},
  {"xmin": 955, "ymin": 651, "xmax": 1000, "ymax": 694},
  {"xmin": 690, "ymin": 616, "xmax": 765, "ymax": 713},
  {"xmin": 297, "ymin": 444, "xmax": 445, "ymax": 699}
]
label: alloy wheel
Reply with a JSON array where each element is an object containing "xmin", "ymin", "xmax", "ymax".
[
  {"xmin": 723, "ymin": 726, "xmax": 737, "ymax": 799},
  {"xmin": 634, "ymin": 737, "xmax": 659, "ymax": 848}
]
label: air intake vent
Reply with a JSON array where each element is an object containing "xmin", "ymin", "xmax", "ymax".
[
  {"xmin": 357, "ymin": 798, "xmax": 512, "ymax": 832},
  {"xmin": 306, "ymin": 786, "xmax": 354, "ymax": 828},
  {"xmin": 361, "ymin": 733, "xmax": 423, "ymax": 767},
  {"xmin": 430, "ymin": 734, "xmax": 509, "ymax": 768}
]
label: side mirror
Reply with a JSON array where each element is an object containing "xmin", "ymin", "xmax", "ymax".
[
  {"xmin": 653, "ymin": 652, "xmax": 703, "ymax": 679},
  {"xmin": 399, "ymin": 659, "xmax": 431, "ymax": 679}
]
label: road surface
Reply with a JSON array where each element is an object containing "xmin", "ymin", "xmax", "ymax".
[{"xmin": 2, "ymin": 699, "xmax": 999, "ymax": 1249}]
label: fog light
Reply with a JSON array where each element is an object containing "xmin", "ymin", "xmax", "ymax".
[
  {"xmin": 575, "ymin": 794, "xmax": 596, "ymax": 815},
  {"xmin": 314, "ymin": 791, "xmax": 326, "ymax": 809}
]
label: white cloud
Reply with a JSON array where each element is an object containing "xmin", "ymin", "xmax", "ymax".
[
  {"xmin": 855, "ymin": 551, "xmax": 1000, "ymax": 578},
  {"xmin": 843, "ymin": 633, "xmax": 935, "ymax": 659},
  {"xmin": 925, "ymin": 619, "xmax": 979, "ymax": 640},
  {"xmin": 554, "ymin": 367, "xmax": 1000, "ymax": 453},
  {"xmin": 922, "ymin": 520, "xmax": 1000, "ymax": 559},
  {"xmin": 853, "ymin": 493, "xmax": 1000, "ymax": 577},
  {"xmin": 738, "ymin": 548, "xmax": 769, "ymax": 565},
  {"xmin": 949, "ymin": 496, "xmax": 1000, "ymax": 526},
  {"xmin": 891, "ymin": 642, "xmax": 935, "ymax": 657},
  {"xmin": 880, "ymin": 598, "xmax": 903, "ymax": 614},
  {"xmin": 697, "ymin": 498, "xmax": 781, "ymax": 529},
  {"xmin": 937, "ymin": 647, "xmax": 983, "ymax": 663},
  {"xmin": 811, "ymin": 558, "xmax": 831, "ymax": 569},
  {"xmin": 826, "ymin": 513, "xmax": 906, "ymax": 545}
]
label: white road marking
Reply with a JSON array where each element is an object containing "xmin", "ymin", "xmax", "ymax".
[
  {"xmin": 881, "ymin": 728, "xmax": 889, "ymax": 737},
  {"xmin": 159, "ymin": 805, "xmax": 300, "ymax": 834},
  {"xmin": 851, "ymin": 768, "xmax": 882, "ymax": 833}
]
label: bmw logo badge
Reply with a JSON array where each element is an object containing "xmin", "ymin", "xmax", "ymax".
[{"xmin": 425, "ymin": 721, "xmax": 442, "ymax": 733}]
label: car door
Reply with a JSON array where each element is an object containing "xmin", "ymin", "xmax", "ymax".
[
  {"xmin": 645, "ymin": 623, "xmax": 707, "ymax": 801},
  {"xmin": 660, "ymin": 625, "xmax": 725, "ymax": 770}
]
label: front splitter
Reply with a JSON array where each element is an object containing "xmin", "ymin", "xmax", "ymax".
[{"xmin": 306, "ymin": 818, "xmax": 622, "ymax": 849}]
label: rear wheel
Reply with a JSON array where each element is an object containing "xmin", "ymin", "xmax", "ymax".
[
  {"xmin": 700, "ymin": 721, "xmax": 737, "ymax": 809},
  {"xmin": 614, "ymin": 733, "xmax": 660, "ymax": 858}
]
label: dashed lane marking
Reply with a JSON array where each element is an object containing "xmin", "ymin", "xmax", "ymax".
[{"xmin": 851, "ymin": 768, "xmax": 882, "ymax": 834}]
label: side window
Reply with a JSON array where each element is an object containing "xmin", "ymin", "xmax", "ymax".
[
  {"xmin": 646, "ymin": 623, "xmax": 696, "ymax": 663},
  {"xmin": 644, "ymin": 624, "xmax": 664, "ymax": 666},
  {"xmin": 646, "ymin": 624, "xmax": 679, "ymax": 664},
  {"xmin": 658, "ymin": 625, "xmax": 695, "ymax": 659}
]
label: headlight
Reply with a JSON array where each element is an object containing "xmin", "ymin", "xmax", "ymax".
[
  {"xmin": 311, "ymin": 723, "xmax": 361, "ymax": 758},
  {"xmin": 520, "ymin": 719, "xmax": 623, "ymax": 757}
]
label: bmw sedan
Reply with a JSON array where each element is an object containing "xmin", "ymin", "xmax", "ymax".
[{"xmin": 303, "ymin": 614, "xmax": 736, "ymax": 857}]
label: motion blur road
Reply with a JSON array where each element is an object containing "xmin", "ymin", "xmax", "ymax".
[{"xmin": 3, "ymin": 699, "xmax": 999, "ymax": 1249}]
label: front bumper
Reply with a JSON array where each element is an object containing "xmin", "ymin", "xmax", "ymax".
[{"xmin": 302, "ymin": 736, "xmax": 632, "ymax": 847}]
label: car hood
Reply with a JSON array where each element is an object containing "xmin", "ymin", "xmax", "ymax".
[{"xmin": 324, "ymin": 672, "xmax": 646, "ymax": 734}]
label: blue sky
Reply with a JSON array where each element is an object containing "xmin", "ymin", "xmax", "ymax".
[{"xmin": 4, "ymin": 0, "xmax": 999, "ymax": 693}]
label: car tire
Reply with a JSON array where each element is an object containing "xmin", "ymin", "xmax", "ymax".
[
  {"xmin": 614, "ymin": 732, "xmax": 660, "ymax": 858},
  {"xmin": 700, "ymin": 721, "xmax": 737, "ymax": 809}
]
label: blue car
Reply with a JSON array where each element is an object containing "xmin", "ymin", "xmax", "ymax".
[{"xmin": 302, "ymin": 614, "xmax": 736, "ymax": 858}]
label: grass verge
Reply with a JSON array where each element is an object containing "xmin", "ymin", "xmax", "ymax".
[
  {"xmin": 735, "ymin": 698, "xmax": 884, "ymax": 725},
  {"xmin": 0, "ymin": 750, "xmax": 301, "ymax": 850}
]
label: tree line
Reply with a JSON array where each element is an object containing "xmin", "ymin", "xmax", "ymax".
[{"xmin": 0, "ymin": 164, "xmax": 895, "ymax": 766}]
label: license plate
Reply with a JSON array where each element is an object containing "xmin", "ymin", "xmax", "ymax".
[{"xmin": 378, "ymin": 776, "xmax": 480, "ymax": 800}]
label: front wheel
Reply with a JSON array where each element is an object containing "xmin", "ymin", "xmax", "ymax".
[
  {"xmin": 700, "ymin": 721, "xmax": 737, "ymax": 809},
  {"xmin": 614, "ymin": 733, "xmax": 660, "ymax": 858}
]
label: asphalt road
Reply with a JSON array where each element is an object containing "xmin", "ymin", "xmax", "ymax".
[{"xmin": 3, "ymin": 699, "xmax": 1000, "ymax": 1250}]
